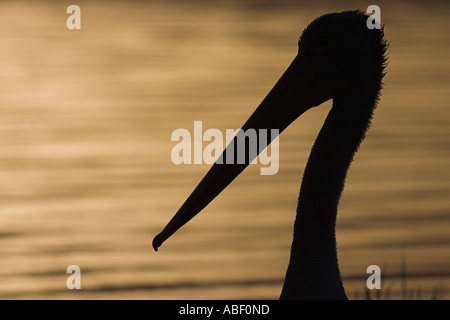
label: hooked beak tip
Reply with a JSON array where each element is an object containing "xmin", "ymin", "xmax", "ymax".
[{"xmin": 152, "ymin": 234, "xmax": 162, "ymax": 252}]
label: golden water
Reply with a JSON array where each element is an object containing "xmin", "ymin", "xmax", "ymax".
[{"xmin": 0, "ymin": 1, "xmax": 449, "ymax": 299}]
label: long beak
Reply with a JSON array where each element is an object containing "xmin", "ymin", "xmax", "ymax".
[{"xmin": 153, "ymin": 53, "xmax": 334, "ymax": 251}]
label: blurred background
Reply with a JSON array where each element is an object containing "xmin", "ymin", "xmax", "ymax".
[{"xmin": 0, "ymin": 0, "xmax": 448, "ymax": 299}]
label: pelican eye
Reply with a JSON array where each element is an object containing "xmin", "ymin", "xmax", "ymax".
[{"xmin": 315, "ymin": 35, "xmax": 330, "ymax": 48}]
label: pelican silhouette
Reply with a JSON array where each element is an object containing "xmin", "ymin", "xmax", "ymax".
[{"xmin": 153, "ymin": 10, "xmax": 387, "ymax": 300}]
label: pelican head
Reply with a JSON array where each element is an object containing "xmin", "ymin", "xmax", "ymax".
[{"xmin": 153, "ymin": 10, "xmax": 387, "ymax": 252}]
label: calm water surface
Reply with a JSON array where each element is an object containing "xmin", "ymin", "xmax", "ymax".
[{"xmin": 0, "ymin": 1, "xmax": 449, "ymax": 299}]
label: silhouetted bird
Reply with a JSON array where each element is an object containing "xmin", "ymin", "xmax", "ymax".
[{"xmin": 153, "ymin": 10, "xmax": 388, "ymax": 300}]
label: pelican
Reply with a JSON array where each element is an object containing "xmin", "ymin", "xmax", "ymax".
[{"xmin": 153, "ymin": 10, "xmax": 388, "ymax": 300}]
